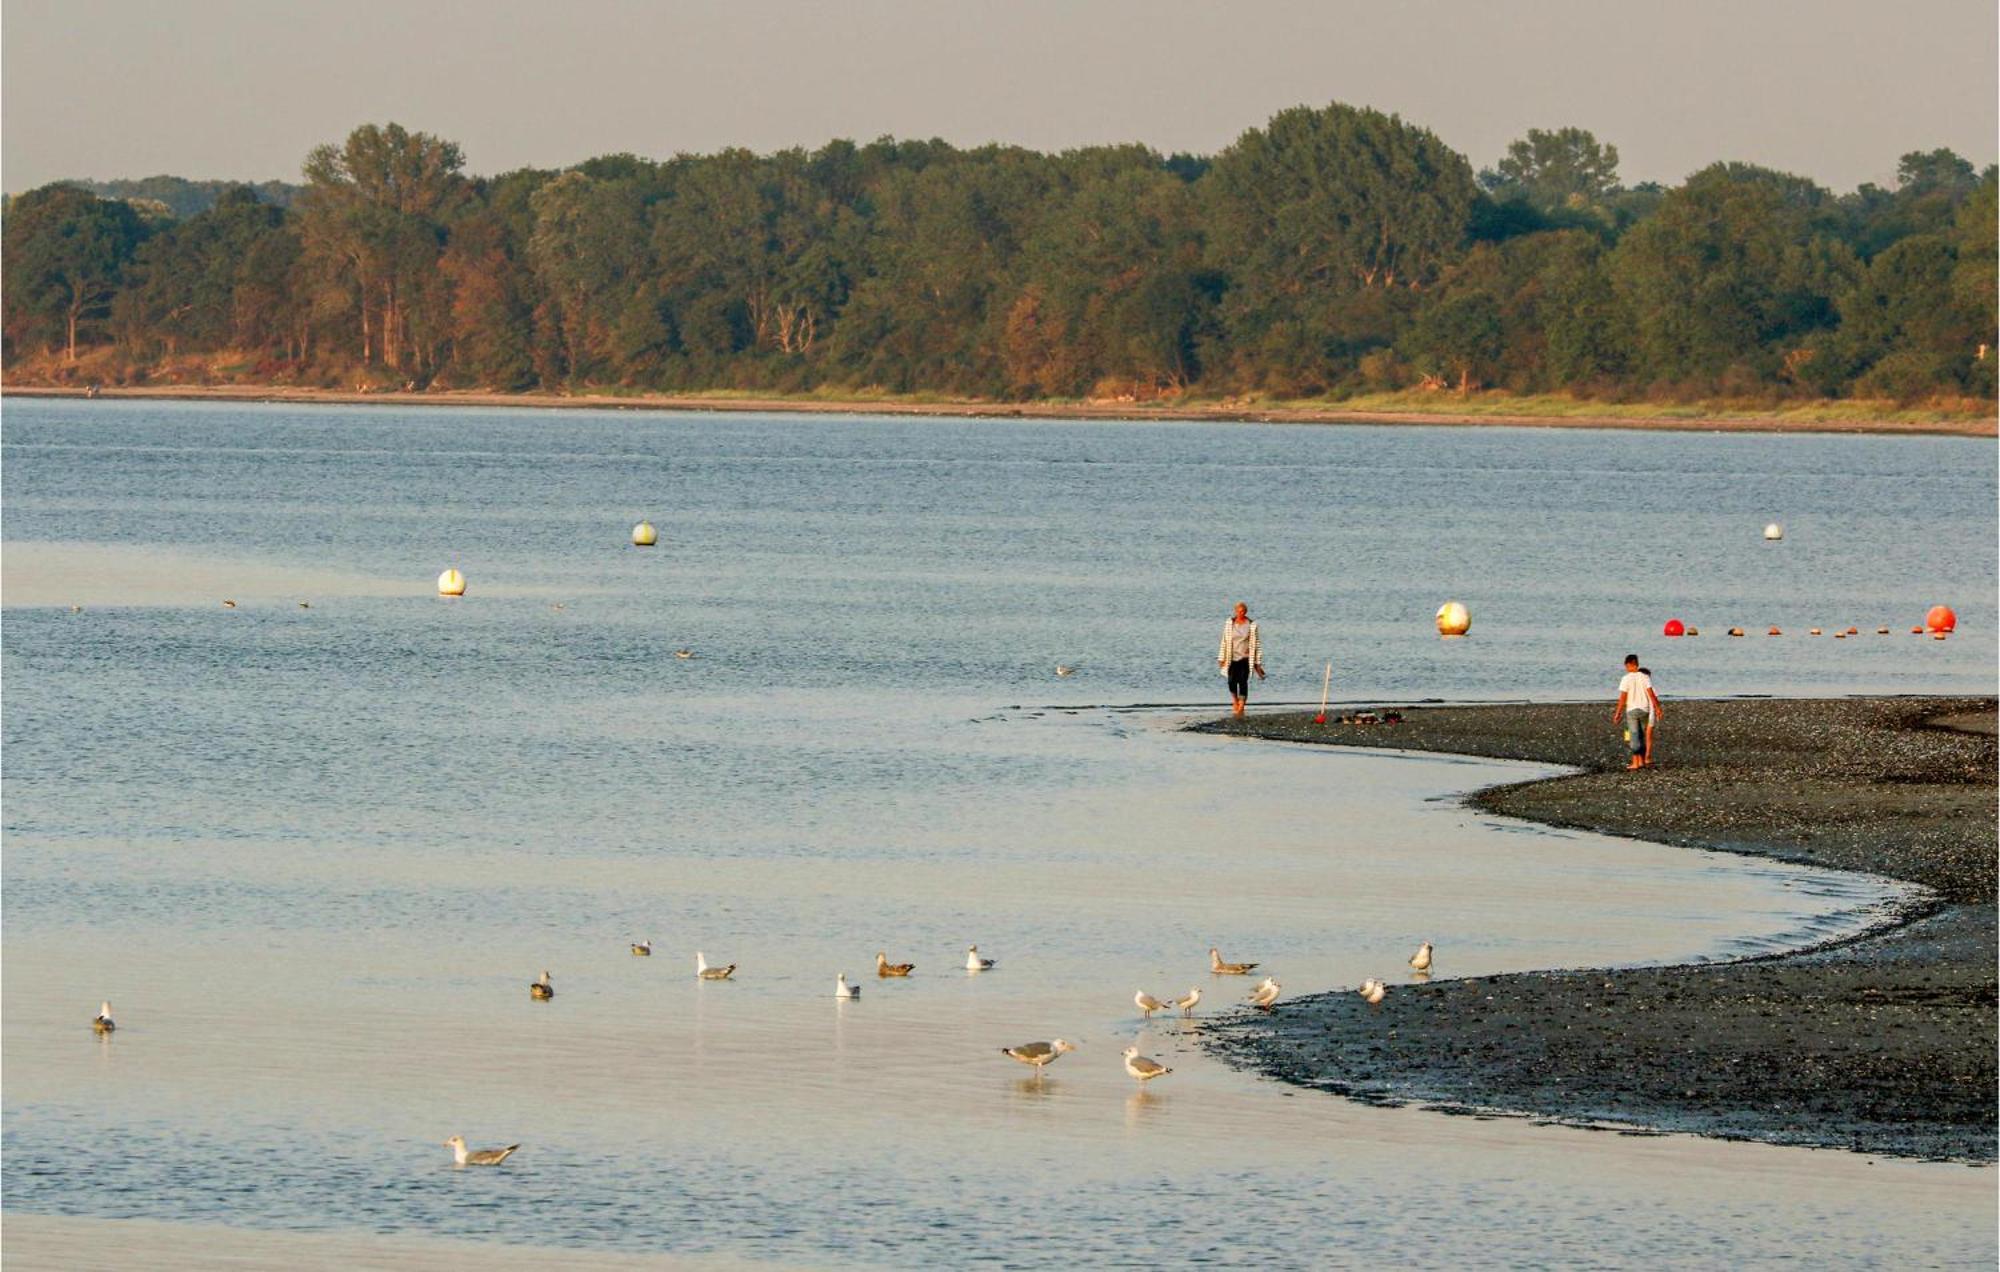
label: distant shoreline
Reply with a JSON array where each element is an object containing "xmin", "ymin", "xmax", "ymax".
[
  {"xmin": 6, "ymin": 383, "xmax": 1994, "ymax": 438},
  {"xmin": 1193, "ymin": 696, "xmax": 1998, "ymax": 1162}
]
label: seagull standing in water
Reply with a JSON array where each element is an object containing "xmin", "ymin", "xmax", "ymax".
[
  {"xmin": 1054, "ymin": 665, "xmax": 1078, "ymax": 677},
  {"xmin": 1135, "ymin": 990, "xmax": 1170, "ymax": 1019},
  {"xmin": 835, "ymin": 973, "xmax": 861, "ymax": 999},
  {"xmin": 965, "ymin": 945, "xmax": 996, "ymax": 972},
  {"xmin": 1122, "ymin": 1046, "xmax": 1173, "ymax": 1083},
  {"xmin": 631, "ymin": 940, "xmax": 652, "ymax": 957},
  {"xmin": 696, "ymin": 952, "xmax": 736, "ymax": 980},
  {"xmin": 1172, "ymin": 987, "xmax": 1202, "ymax": 1017},
  {"xmin": 1247, "ymin": 978, "xmax": 1281, "ymax": 1010},
  {"xmin": 1001, "ymin": 1039, "xmax": 1074, "ymax": 1074},
  {"xmin": 1210, "ymin": 948, "xmax": 1258, "ymax": 975},
  {"xmin": 444, "ymin": 1136, "xmax": 520, "ymax": 1166},
  {"xmin": 1409, "ymin": 942, "xmax": 1433, "ymax": 973},
  {"xmin": 92, "ymin": 1002, "xmax": 116, "ymax": 1034},
  {"xmin": 529, "ymin": 971, "xmax": 554, "ymax": 1000},
  {"xmin": 1358, "ymin": 979, "xmax": 1386, "ymax": 1005}
]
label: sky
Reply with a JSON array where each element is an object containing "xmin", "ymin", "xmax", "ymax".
[{"xmin": 4, "ymin": 0, "xmax": 1995, "ymax": 195}]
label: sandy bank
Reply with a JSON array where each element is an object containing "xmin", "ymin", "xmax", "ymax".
[
  {"xmin": 6, "ymin": 383, "xmax": 1994, "ymax": 438},
  {"xmin": 1190, "ymin": 696, "xmax": 1998, "ymax": 1161}
]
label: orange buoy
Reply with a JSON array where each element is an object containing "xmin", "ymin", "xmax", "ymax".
[
  {"xmin": 1663, "ymin": 619, "xmax": 1685, "ymax": 637},
  {"xmin": 1911, "ymin": 626, "xmax": 1923, "ymax": 634},
  {"xmin": 1834, "ymin": 632, "xmax": 1847, "ymax": 639},
  {"xmin": 1933, "ymin": 632, "xmax": 1949, "ymax": 641},
  {"xmin": 1767, "ymin": 626, "xmax": 1783, "ymax": 636},
  {"xmin": 1685, "ymin": 626, "xmax": 1700, "ymax": 636},
  {"xmin": 1876, "ymin": 627, "xmax": 1889, "ymax": 635},
  {"xmin": 1436, "ymin": 601, "xmax": 1471, "ymax": 638},
  {"xmin": 1808, "ymin": 628, "xmax": 1822, "ymax": 636},
  {"xmin": 1925, "ymin": 605, "xmax": 1956, "ymax": 633},
  {"xmin": 1728, "ymin": 627, "xmax": 1745, "ymax": 637}
]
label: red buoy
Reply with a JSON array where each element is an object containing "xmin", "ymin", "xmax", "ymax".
[
  {"xmin": 1925, "ymin": 605, "xmax": 1957, "ymax": 633},
  {"xmin": 1663, "ymin": 619, "xmax": 1685, "ymax": 637}
]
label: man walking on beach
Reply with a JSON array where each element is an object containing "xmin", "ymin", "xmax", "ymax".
[
  {"xmin": 1612, "ymin": 654, "xmax": 1662, "ymax": 769},
  {"xmin": 1219, "ymin": 602, "xmax": 1264, "ymax": 718}
]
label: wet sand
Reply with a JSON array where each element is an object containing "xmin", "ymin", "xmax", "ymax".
[
  {"xmin": 6, "ymin": 383, "xmax": 1993, "ymax": 437},
  {"xmin": 1191, "ymin": 697, "xmax": 1998, "ymax": 1161}
]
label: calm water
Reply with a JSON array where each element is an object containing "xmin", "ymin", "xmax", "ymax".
[{"xmin": 3, "ymin": 400, "xmax": 1995, "ymax": 1268}]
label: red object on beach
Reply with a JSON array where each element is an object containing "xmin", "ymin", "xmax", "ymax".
[
  {"xmin": 1663, "ymin": 619, "xmax": 1685, "ymax": 637},
  {"xmin": 1925, "ymin": 605, "xmax": 1957, "ymax": 633}
]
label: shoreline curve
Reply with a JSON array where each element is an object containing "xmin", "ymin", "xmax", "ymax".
[{"xmin": 1187, "ymin": 695, "xmax": 1997, "ymax": 1162}]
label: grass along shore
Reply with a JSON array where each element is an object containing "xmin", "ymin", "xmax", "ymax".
[
  {"xmin": 5, "ymin": 380, "xmax": 1995, "ymax": 437},
  {"xmin": 1190, "ymin": 696, "xmax": 1998, "ymax": 1162}
]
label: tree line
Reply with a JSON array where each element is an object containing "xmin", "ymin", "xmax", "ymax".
[{"xmin": 4, "ymin": 105, "xmax": 1994, "ymax": 406}]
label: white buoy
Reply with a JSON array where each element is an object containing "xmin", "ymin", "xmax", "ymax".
[
  {"xmin": 632, "ymin": 521, "xmax": 658, "ymax": 547},
  {"xmin": 1764, "ymin": 523, "xmax": 1784, "ymax": 541},
  {"xmin": 437, "ymin": 568, "xmax": 466, "ymax": 597},
  {"xmin": 1436, "ymin": 601, "xmax": 1471, "ymax": 638}
]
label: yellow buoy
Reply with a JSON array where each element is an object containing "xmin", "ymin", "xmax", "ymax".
[
  {"xmin": 1763, "ymin": 523, "xmax": 1784, "ymax": 541},
  {"xmin": 437, "ymin": 568, "xmax": 466, "ymax": 597},
  {"xmin": 1435, "ymin": 601, "xmax": 1471, "ymax": 638},
  {"xmin": 632, "ymin": 521, "xmax": 658, "ymax": 547}
]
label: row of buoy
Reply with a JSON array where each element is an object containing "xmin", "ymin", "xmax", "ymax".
[
  {"xmin": 436, "ymin": 521, "xmax": 660, "ymax": 595},
  {"xmin": 1668, "ymin": 606, "xmax": 1956, "ymax": 638}
]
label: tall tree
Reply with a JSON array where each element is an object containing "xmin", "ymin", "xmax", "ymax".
[{"xmin": 296, "ymin": 123, "xmax": 467, "ymax": 373}]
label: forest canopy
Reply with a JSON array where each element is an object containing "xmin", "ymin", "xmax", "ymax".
[{"xmin": 4, "ymin": 108, "xmax": 1994, "ymax": 406}]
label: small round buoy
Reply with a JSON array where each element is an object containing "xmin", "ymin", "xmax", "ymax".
[
  {"xmin": 1663, "ymin": 619, "xmax": 1685, "ymax": 638},
  {"xmin": 1728, "ymin": 627, "xmax": 1745, "ymax": 637},
  {"xmin": 1933, "ymin": 632, "xmax": 1948, "ymax": 641},
  {"xmin": 1911, "ymin": 626, "xmax": 1923, "ymax": 635},
  {"xmin": 1685, "ymin": 626, "xmax": 1700, "ymax": 637},
  {"xmin": 1834, "ymin": 632, "xmax": 1847, "ymax": 639},
  {"xmin": 1925, "ymin": 605, "xmax": 1956, "ymax": 633},
  {"xmin": 1808, "ymin": 628, "xmax": 1822, "ymax": 636},
  {"xmin": 437, "ymin": 568, "xmax": 466, "ymax": 597},
  {"xmin": 1763, "ymin": 523, "xmax": 1784, "ymax": 541},
  {"xmin": 1767, "ymin": 626, "xmax": 1782, "ymax": 636},
  {"xmin": 632, "ymin": 521, "xmax": 658, "ymax": 547},
  {"xmin": 1435, "ymin": 601, "xmax": 1471, "ymax": 638},
  {"xmin": 1876, "ymin": 627, "xmax": 1889, "ymax": 635}
]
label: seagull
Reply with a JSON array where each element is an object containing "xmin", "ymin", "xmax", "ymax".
[
  {"xmin": 1248, "ymin": 978, "xmax": 1281, "ymax": 1010},
  {"xmin": 696, "ymin": 952, "xmax": 735, "ymax": 980},
  {"xmin": 631, "ymin": 940, "xmax": 652, "ymax": 957},
  {"xmin": 674, "ymin": 649, "xmax": 696, "ymax": 660},
  {"xmin": 1358, "ymin": 979, "xmax": 1386, "ymax": 1005},
  {"xmin": 1001, "ymin": 1039, "xmax": 1075, "ymax": 1073},
  {"xmin": 222, "ymin": 599, "xmax": 237, "ymax": 609},
  {"xmin": 965, "ymin": 945, "xmax": 996, "ymax": 972},
  {"xmin": 1210, "ymin": 947, "xmax": 1258, "ymax": 975},
  {"xmin": 836, "ymin": 973, "xmax": 861, "ymax": 999},
  {"xmin": 444, "ymin": 1135, "xmax": 520, "ymax": 1167},
  {"xmin": 1172, "ymin": 986, "xmax": 1202, "ymax": 1017},
  {"xmin": 298, "ymin": 601, "xmax": 311, "ymax": 609},
  {"xmin": 92, "ymin": 1001, "xmax": 116, "ymax": 1034},
  {"xmin": 70, "ymin": 605, "xmax": 83, "ymax": 613},
  {"xmin": 529, "ymin": 970, "xmax": 554, "ymax": 1000},
  {"xmin": 1054, "ymin": 665, "xmax": 1077, "ymax": 677},
  {"xmin": 876, "ymin": 952, "xmax": 915, "ymax": 977},
  {"xmin": 1122, "ymin": 1046, "xmax": 1173, "ymax": 1083},
  {"xmin": 1410, "ymin": 942, "xmax": 1433, "ymax": 973},
  {"xmin": 1135, "ymin": 990, "xmax": 1170, "ymax": 1019}
]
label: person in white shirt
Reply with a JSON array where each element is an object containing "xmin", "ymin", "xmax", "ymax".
[
  {"xmin": 1612, "ymin": 654, "xmax": 1663, "ymax": 769},
  {"xmin": 1218, "ymin": 602, "xmax": 1264, "ymax": 718}
]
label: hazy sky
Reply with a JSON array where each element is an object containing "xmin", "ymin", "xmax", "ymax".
[{"xmin": 4, "ymin": 0, "xmax": 1995, "ymax": 194}]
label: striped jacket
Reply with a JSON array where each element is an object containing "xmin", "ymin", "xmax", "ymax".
[{"xmin": 1218, "ymin": 619, "xmax": 1261, "ymax": 667}]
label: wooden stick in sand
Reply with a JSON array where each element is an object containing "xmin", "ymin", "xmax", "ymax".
[{"xmin": 1315, "ymin": 660, "xmax": 1331, "ymax": 724}]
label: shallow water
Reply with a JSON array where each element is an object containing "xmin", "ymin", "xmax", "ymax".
[{"xmin": 3, "ymin": 401, "xmax": 1995, "ymax": 1267}]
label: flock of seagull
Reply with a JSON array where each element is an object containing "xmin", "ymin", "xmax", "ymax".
[{"xmin": 87, "ymin": 936, "xmax": 1437, "ymax": 1167}]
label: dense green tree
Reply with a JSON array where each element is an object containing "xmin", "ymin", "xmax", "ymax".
[
  {"xmin": 1482, "ymin": 127, "xmax": 1621, "ymax": 213},
  {"xmin": 2, "ymin": 183, "xmax": 149, "ymax": 360}
]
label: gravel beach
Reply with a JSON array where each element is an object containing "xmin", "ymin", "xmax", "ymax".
[{"xmin": 1191, "ymin": 697, "xmax": 1997, "ymax": 1161}]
